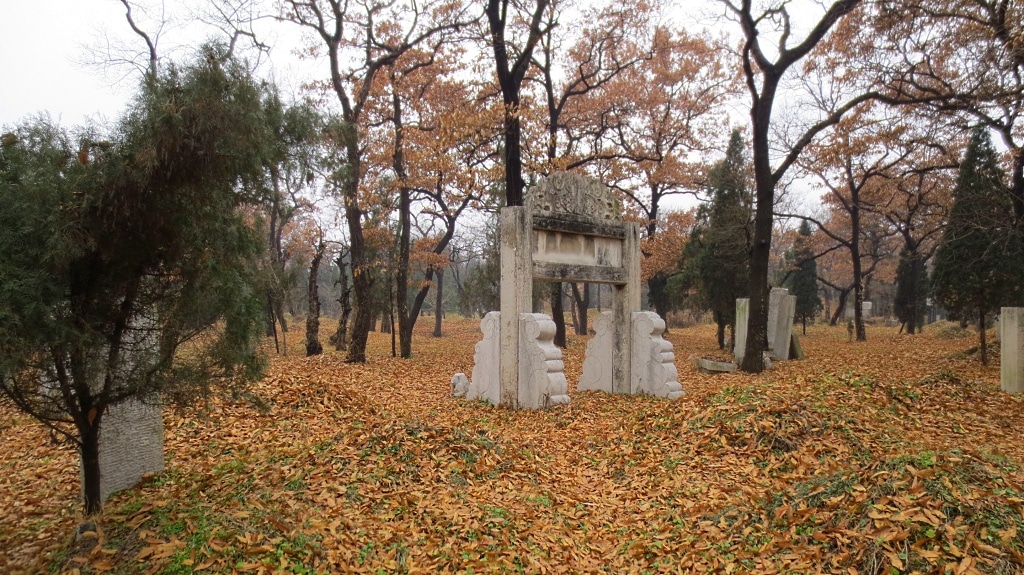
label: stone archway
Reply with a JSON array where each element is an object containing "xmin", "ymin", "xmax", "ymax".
[{"xmin": 453, "ymin": 172, "xmax": 683, "ymax": 409}]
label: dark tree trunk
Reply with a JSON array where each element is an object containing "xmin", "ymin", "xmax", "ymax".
[
  {"xmin": 551, "ymin": 282, "xmax": 566, "ymax": 347},
  {"xmin": 392, "ymin": 85, "xmax": 415, "ymax": 359},
  {"xmin": 305, "ymin": 241, "xmax": 325, "ymax": 357},
  {"xmin": 979, "ymin": 308, "xmax": 988, "ymax": 366},
  {"xmin": 334, "ymin": 251, "xmax": 351, "ymax": 351},
  {"xmin": 485, "ymin": 0, "xmax": 549, "ymax": 207},
  {"xmin": 850, "ymin": 203, "xmax": 867, "ymax": 342},
  {"xmin": 571, "ymin": 283, "xmax": 589, "ymax": 335},
  {"xmin": 715, "ymin": 312, "xmax": 727, "ymax": 350},
  {"xmin": 341, "ymin": 136, "xmax": 373, "ymax": 363},
  {"xmin": 267, "ymin": 294, "xmax": 280, "ymax": 353},
  {"xmin": 433, "ymin": 269, "xmax": 444, "ymax": 337},
  {"xmin": 79, "ymin": 416, "xmax": 102, "ymax": 516},
  {"xmin": 647, "ymin": 273, "xmax": 671, "ymax": 334},
  {"xmin": 740, "ymin": 80, "xmax": 779, "ymax": 374},
  {"xmin": 830, "ymin": 287, "xmax": 853, "ymax": 326}
]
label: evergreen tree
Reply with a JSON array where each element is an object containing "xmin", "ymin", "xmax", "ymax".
[
  {"xmin": 894, "ymin": 248, "xmax": 928, "ymax": 334},
  {"xmin": 690, "ymin": 130, "xmax": 753, "ymax": 348},
  {"xmin": 0, "ymin": 45, "xmax": 283, "ymax": 514},
  {"xmin": 931, "ymin": 126, "xmax": 1024, "ymax": 365},
  {"xmin": 786, "ymin": 220, "xmax": 822, "ymax": 334}
]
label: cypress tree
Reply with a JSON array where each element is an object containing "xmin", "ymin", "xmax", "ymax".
[
  {"xmin": 931, "ymin": 126, "xmax": 1024, "ymax": 364},
  {"xmin": 786, "ymin": 220, "xmax": 822, "ymax": 334},
  {"xmin": 692, "ymin": 130, "xmax": 753, "ymax": 348},
  {"xmin": 894, "ymin": 248, "xmax": 928, "ymax": 334}
]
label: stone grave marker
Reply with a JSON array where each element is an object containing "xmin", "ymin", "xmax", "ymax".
[{"xmin": 1001, "ymin": 307, "xmax": 1024, "ymax": 394}]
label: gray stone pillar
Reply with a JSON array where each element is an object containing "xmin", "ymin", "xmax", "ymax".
[
  {"xmin": 767, "ymin": 287, "xmax": 789, "ymax": 351},
  {"xmin": 734, "ymin": 298, "xmax": 749, "ymax": 363},
  {"xmin": 611, "ymin": 222, "xmax": 643, "ymax": 394},
  {"xmin": 1001, "ymin": 307, "xmax": 1024, "ymax": 394},
  {"xmin": 499, "ymin": 207, "xmax": 532, "ymax": 408},
  {"xmin": 771, "ymin": 295, "xmax": 796, "ymax": 360}
]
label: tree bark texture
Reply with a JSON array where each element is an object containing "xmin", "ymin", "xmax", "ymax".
[{"xmin": 306, "ymin": 240, "xmax": 325, "ymax": 357}]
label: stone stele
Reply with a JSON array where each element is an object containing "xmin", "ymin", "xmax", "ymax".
[{"xmin": 1001, "ymin": 307, "xmax": 1024, "ymax": 394}]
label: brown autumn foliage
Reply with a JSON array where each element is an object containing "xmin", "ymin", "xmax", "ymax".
[{"xmin": 2, "ymin": 317, "xmax": 1024, "ymax": 574}]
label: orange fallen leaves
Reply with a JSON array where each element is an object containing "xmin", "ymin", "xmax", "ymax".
[{"xmin": 1, "ymin": 319, "xmax": 1023, "ymax": 574}]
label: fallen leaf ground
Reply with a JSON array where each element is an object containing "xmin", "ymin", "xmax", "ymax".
[{"xmin": 2, "ymin": 318, "xmax": 1023, "ymax": 574}]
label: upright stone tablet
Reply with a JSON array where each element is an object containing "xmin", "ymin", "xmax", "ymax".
[{"xmin": 1001, "ymin": 307, "xmax": 1024, "ymax": 394}]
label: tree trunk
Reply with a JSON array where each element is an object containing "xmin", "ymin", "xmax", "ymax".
[
  {"xmin": 571, "ymin": 283, "xmax": 589, "ymax": 335},
  {"xmin": 305, "ymin": 241, "xmax": 325, "ymax": 357},
  {"xmin": 79, "ymin": 417, "xmax": 103, "ymax": 516},
  {"xmin": 342, "ymin": 136, "xmax": 372, "ymax": 363},
  {"xmin": 393, "ymin": 85, "xmax": 414, "ymax": 359},
  {"xmin": 830, "ymin": 287, "xmax": 853, "ymax": 326},
  {"xmin": 739, "ymin": 73, "xmax": 783, "ymax": 373},
  {"xmin": 647, "ymin": 273, "xmax": 671, "ymax": 334},
  {"xmin": 979, "ymin": 308, "xmax": 988, "ymax": 366},
  {"xmin": 433, "ymin": 269, "xmax": 444, "ymax": 337},
  {"xmin": 551, "ymin": 282, "xmax": 566, "ymax": 348},
  {"xmin": 266, "ymin": 294, "xmax": 280, "ymax": 353},
  {"xmin": 334, "ymin": 251, "xmax": 351, "ymax": 351},
  {"xmin": 716, "ymin": 312, "xmax": 727, "ymax": 350}
]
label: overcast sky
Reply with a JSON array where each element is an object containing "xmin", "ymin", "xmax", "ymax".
[{"xmin": 0, "ymin": 0, "xmax": 140, "ymax": 127}]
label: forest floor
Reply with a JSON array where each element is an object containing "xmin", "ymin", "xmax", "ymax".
[{"xmin": 1, "ymin": 317, "xmax": 1023, "ymax": 574}]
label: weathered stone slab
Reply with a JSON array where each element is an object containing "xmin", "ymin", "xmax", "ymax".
[
  {"xmin": 771, "ymin": 295, "xmax": 796, "ymax": 360},
  {"xmin": 467, "ymin": 311, "xmax": 501, "ymax": 404},
  {"xmin": 696, "ymin": 358, "xmax": 737, "ymax": 373},
  {"xmin": 631, "ymin": 312, "xmax": 684, "ymax": 400},
  {"xmin": 1001, "ymin": 307, "xmax": 1024, "ymax": 394},
  {"xmin": 734, "ymin": 298, "xmax": 749, "ymax": 363},
  {"xmin": 518, "ymin": 313, "xmax": 570, "ymax": 408},
  {"xmin": 500, "ymin": 208, "xmax": 532, "ymax": 408},
  {"xmin": 579, "ymin": 311, "xmax": 614, "ymax": 393},
  {"xmin": 790, "ymin": 333, "xmax": 806, "ymax": 360},
  {"xmin": 767, "ymin": 287, "xmax": 789, "ymax": 351},
  {"xmin": 92, "ymin": 398, "xmax": 164, "ymax": 502}
]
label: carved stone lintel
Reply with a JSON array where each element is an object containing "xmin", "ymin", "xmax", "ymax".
[
  {"xmin": 518, "ymin": 313, "xmax": 570, "ymax": 409},
  {"xmin": 631, "ymin": 312, "xmax": 684, "ymax": 400},
  {"xmin": 527, "ymin": 172, "xmax": 622, "ymax": 224}
]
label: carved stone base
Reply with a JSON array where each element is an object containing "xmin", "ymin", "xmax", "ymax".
[
  {"xmin": 579, "ymin": 311, "xmax": 614, "ymax": 392},
  {"xmin": 631, "ymin": 312, "xmax": 684, "ymax": 400},
  {"xmin": 518, "ymin": 313, "xmax": 571, "ymax": 409},
  {"xmin": 466, "ymin": 312, "xmax": 500, "ymax": 404}
]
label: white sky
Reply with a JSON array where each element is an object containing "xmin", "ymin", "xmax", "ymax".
[{"xmin": 0, "ymin": 0, "xmax": 137, "ymax": 128}]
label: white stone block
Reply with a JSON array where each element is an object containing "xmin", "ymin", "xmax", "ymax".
[
  {"xmin": 631, "ymin": 312, "xmax": 684, "ymax": 400},
  {"xmin": 579, "ymin": 311, "xmax": 614, "ymax": 392},
  {"xmin": 734, "ymin": 298, "xmax": 749, "ymax": 363},
  {"xmin": 451, "ymin": 373, "xmax": 470, "ymax": 397},
  {"xmin": 1001, "ymin": 307, "xmax": 1024, "ymax": 394},
  {"xmin": 467, "ymin": 311, "xmax": 501, "ymax": 405},
  {"xmin": 91, "ymin": 398, "xmax": 164, "ymax": 502},
  {"xmin": 518, "ymin": 313, "xmax": 570, "ymax": 409},
  {"xmin": 767, "ymin": 287, "xmax": 789, "ymax": 350},
  {"xmin": 771, "ymin": 295, "xmax": 796, "ymax": 360}
]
